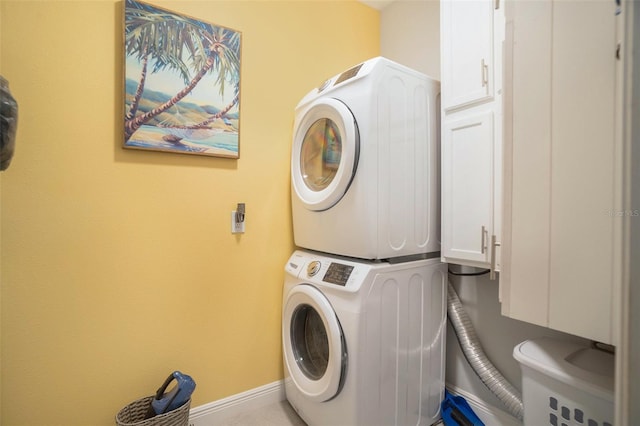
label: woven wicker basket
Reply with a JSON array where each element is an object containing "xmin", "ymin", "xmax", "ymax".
[{"xmin": 116, "ymin": 396, "xmax": 190, "ymax": 426}]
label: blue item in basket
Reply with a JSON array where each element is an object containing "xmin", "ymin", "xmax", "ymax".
[
  {"xmin": 441, "ymin": 390, "xmax": 484, "ymax": 426},
  {"xmin": 151, "ymin": 371, "xmax": 196, "ymax": 416}
]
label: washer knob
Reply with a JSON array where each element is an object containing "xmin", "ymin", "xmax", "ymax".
[{"xmin": 307, "ymin": 261, "xmax": 321, "ymax": 277}]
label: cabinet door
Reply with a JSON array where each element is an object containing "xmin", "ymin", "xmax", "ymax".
[
  {"xmin": 441, "ymin": 0, "xmax": 494, "ymax": 111},
  {"xmin": 501, "ymin": 0, "xmax": 618, "ymax": 344},
  {"xmin": 442, "ymin": 110, "xmax": 494, "ymax": 266}
]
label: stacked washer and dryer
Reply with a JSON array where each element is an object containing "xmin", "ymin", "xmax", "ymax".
[{"xmin": 283, "ymin": 57, "xmax": 447, "ymax": 426}]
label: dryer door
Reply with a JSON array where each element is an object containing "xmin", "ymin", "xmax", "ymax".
[
  {"xmin": 283, "ymin": 284, "xmax": 347, "ymax": 402},
  {"xmin": 292, "ymin": 98, "xmax": 359, "ymax": 211}
]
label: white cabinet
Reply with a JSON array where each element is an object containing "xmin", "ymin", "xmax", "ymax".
[
  {"xmin": 441, "ymin": 110, "xmax": 494, "ymax": 265},
  {"xmin": 500, "ymin": 0, "xmax": 620, "ymax": 344},
  {"xmin": 441, "ymin": 0, "xmax": 494, "ymax": 111},
  {"xmin": 440, "ymin": 0, "xmax": 503, "ymax": 274}
]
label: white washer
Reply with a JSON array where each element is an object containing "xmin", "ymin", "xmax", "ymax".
[
  {"xmin": 291, "ymin": 57, "xmax": 440, "ymax": 260},
  {"xmin": 282, "ymin": 250, "xmax": 447, "ymax": 426}
]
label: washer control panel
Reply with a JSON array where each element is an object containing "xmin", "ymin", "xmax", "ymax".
[
  {"xmin": 306, "ymin": 259, "xmax": 366, "ymax": 288},
  {"xmin": 307, "ymin": 260, "xmax": 321, "ymax": 277},
  {"xmin": 323, "ymin": 262, "xmax": 354, "ymax": 286},
  {"xmin": 285, "ymin": 251, "xmax": 373, "ymax": 290}
]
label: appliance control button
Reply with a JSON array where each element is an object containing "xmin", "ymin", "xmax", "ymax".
[{"xmin": 307, "ymin": 261, "xmax": 321, "ymax": 277}]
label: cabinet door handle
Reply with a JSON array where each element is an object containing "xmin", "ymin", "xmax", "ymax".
[
  {"xmin": 481, "ymin": 59, "xmax": 489, "ymax": 87},
  {"xmin": 481, "ymin": 226, "xmax": 488, "ymax": 254},
  {"xmin": 495, "ymin": 0, "xmax": 500, "ymax": 10},
  {"xmin": 490, "ymin": 235, "xmax": 501, "ymax": 280}
]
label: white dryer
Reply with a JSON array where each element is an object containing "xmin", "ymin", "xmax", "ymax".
[
  {"xmin": 282, "ymin": 250, "xmax": 447, "ymax": 426},
  {"xmin": 291, "ymin": 57, "xmax": 440, "ymax": 260}
]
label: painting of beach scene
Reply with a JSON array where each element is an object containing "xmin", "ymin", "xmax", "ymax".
[{"xmin": 124, "ymin": 0, "xmax": 241, "ymax": 158}]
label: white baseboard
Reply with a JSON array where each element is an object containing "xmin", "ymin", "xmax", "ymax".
[
  {"xmin": 188, "ymin": 380, "xmax": 285, "ymax": 426},
  {"xmin": 187, "ymin": 380, "xmax": 520, "ymax": 426},
  {"xmin": 446, "ymin": 384, "xmax": 522, "ymax": 426}
]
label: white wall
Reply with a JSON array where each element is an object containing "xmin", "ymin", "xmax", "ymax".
[
  {"xmin": 625, "ymin": 1, "xmax": 640, "ymax": 421},
  {"xmin": 446, "ymin": 271, "xmax": 587, "ymax": 411},
  {"xmin": 379, "ymin": 0, "xmax": 589, "ymax": 417},
  {"xmin": 380, "ymin": 0, "xmax": 440, "ymax": 79}
]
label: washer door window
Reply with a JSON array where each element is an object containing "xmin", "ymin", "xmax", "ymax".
[
  {"xmin": 292, "ymin": 98, "xmax": 359, "ymax": 211},
  {"xmin": 283, "ymin": 284, "xmax": 347, "ymax": 402}
]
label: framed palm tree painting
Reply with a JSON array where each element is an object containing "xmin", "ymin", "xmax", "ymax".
[{"xmin": 124, "ymin": 0, "xmax": 241, "ymax": 158}]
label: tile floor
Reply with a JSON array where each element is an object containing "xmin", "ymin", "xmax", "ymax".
[
  {"xmin": 216, "ymin": 401, "xmax": 447, "ymax": 426},
  {"xmin": 216, "ymin": 401, "xmax": 307, "ymax": 426}
]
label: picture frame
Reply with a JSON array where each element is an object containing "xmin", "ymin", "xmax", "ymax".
[{"xmin": 123, "ymin": 0, "xmax": 242, "ymax": 158}]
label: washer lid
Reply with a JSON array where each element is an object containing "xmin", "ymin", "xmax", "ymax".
[
  {"xmin": 283, "ymin": 284, "xmax": 347, "ymax": 402},
  {"xmin": 292, "ymin": 98, "xmax": 359, "ymax": 211}
]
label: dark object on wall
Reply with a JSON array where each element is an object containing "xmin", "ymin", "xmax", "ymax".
[{"xmin": 1, "ymin": 76, "xmax": 18, "ymax": 171}]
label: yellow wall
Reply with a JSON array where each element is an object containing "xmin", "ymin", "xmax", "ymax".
[{"xmin": 0, "ymin": 1, "xmax": 378, "ymax": 424}]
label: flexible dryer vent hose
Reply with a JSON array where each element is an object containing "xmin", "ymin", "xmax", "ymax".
[{"xmin": 447, "ymin": 280, "xmax": 525, "ymax": 420}]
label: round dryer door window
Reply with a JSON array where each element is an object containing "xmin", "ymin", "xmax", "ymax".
[
  {"xmin": 292, "ymin": 98, "xmax": 359, "ymax": 211},
  {"xmin": 283, "ymin": 284, "xmax": 347, "ymax": 402}
]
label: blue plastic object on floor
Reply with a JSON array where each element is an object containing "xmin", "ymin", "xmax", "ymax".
[
  {"xmin": 441, "ymin": 390, "xmax": 485, "ymax": 426},
  {"xmin": 147, "ymin": 371, "xmax": 196, "ymax": 417}
]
